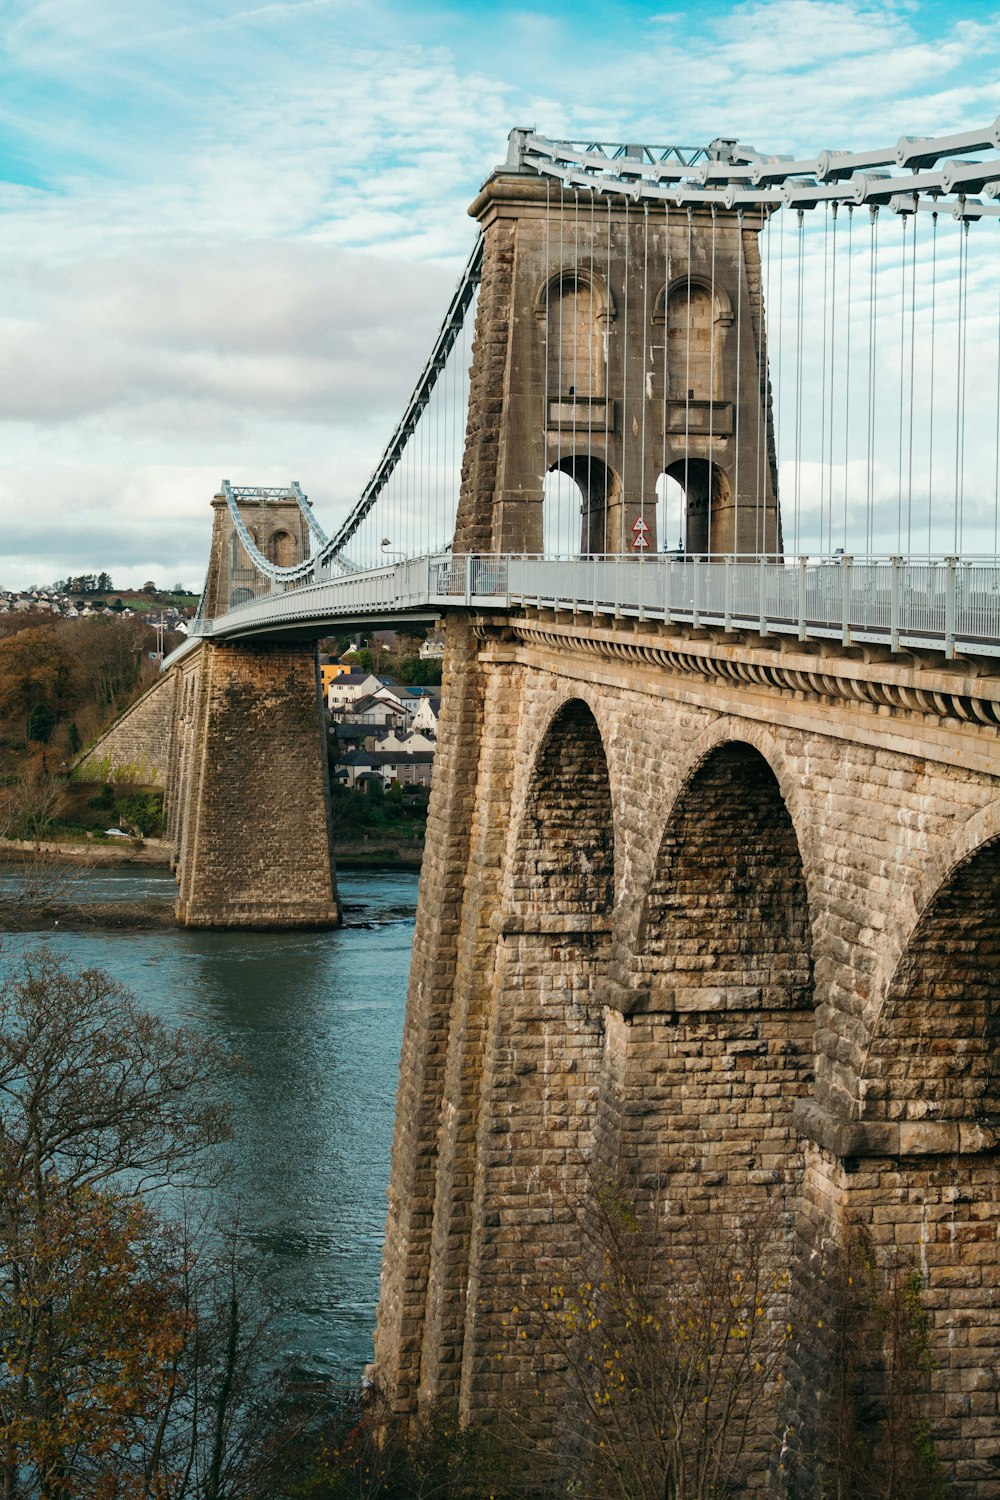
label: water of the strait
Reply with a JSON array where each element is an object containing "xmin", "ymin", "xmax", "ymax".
[{"xmin": 0, "ymin": 864, "xmax": 417, "ymax": 1380}]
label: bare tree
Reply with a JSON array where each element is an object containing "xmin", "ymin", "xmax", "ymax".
[{"xmin": 0, "ymin": 767, "xmax": 89, "ymax": 929}]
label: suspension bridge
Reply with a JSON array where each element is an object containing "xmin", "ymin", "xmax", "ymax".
[
  {"xmin": 169, "ymin": 116, "xmax": 1000, "ymax": 662},
  {"xmin": 86, "ymin": 117, "xmax": 1000, "ymax": 1496}
]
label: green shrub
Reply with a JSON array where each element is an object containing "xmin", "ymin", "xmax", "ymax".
[{"xmin": 117, "ymin": 790, "xmax": 164, "ymax": 836}]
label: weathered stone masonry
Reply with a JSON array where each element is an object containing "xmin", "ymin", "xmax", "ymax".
[
  {"xmin": 376, "ymin": 165, "xmax": 1000, "ymax": 1493},
  {"xmin": 167, "ymin": 639, "xmax": 338, "ymax": 929},
  {"xmin": 74, "ymin": 670, "xmax": 178, "ymax": 786},
  {"xmin": 374, "ymin": 611, "xmax": 1000, "ymax": 1494},
  {"xmin": 79, "ymin": 475, "xmax": 341, "ymax": 929}
]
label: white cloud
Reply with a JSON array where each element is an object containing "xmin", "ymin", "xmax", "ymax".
[{"xmin": 1, "ymin": 0, "xmax": 999, "ymax": 586}]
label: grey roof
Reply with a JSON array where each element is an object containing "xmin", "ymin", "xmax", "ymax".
[{"xmin": 341, "ymin": 749, "xmax": 435, "ymax": 767}]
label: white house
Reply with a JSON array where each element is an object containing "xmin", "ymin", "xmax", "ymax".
[
  {"xmin": 327, "ymin": 670, "xmax": 382, "ymax": 713},
  {"xmin": 420, "ymin": 632, "xmax": 445, "ymax": 659},
  {"xmin": 410, "ymin": 696, "xmax": 441, "ymax": 736},
  {"xmin": 337, "ymin": 693, "xmax": 407, "ymax": 728},
  {"xmin": 377, "ymin": 728, "xmax": 436, "ymax": 754}
]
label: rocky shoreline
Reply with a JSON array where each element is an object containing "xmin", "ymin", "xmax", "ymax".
[
  {"xmin": 1, "ymin": 837, "xmax": 423, "ymax": 933},
  {"xmin": 1, "ymin": 836, "xmax": 423, "ymax": 871},
  {"xmin": 0, "ymin": 900, "xmax": 177, "ymax": 933},
  {"xmin": 1, "ymin": 837, "xmax": 173, "ymax": 867}
]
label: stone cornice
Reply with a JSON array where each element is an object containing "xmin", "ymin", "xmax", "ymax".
[{"xmin": 488, "ymin": 615, "xmax": 1000, "ymax": 732}]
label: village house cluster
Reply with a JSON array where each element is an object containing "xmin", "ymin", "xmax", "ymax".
[
  {"xmin": 0, "ymin": 584, "xmax": 191, "ymax": 632},
  {"xmin": 322, "ymin": 630, "xmax": 444, "ymax": 791}
]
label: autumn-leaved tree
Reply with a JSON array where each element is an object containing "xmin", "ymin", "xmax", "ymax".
[
  {"xmin": 63, "ymin": 616, "xmax": 149, "ymax": 709},
  {"xmin": 0, "ymin": 1182, "xmax": 189, "ymax": 1498},
  {"xmin": 0, "ymin": 629, "xmax": 72, "ymax": 744},
  {"xmin": 0, "ymin": 947, "xmax": 293, "ymax": 1499}
]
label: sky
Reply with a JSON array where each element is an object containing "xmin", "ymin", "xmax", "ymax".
[{"xmin": 1, "ymin": 0, "xmax": 999, "ymax": 589}]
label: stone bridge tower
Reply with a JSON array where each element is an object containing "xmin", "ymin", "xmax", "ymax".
[
  {"xmin": 373, "ymin": 148, "xmax": 1000, "ymax": 1496},
  {"xmin": 164, "ymin": 484, "xmax": 338, "ymax": 928},
  {"xmin": 455, "ymin": 145, "xmax": 780, "ymax": 557},
  {"xmin": 200, "ymin": 483, "xmax": 313, "ymax": 620}
]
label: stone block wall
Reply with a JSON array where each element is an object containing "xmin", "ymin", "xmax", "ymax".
[
  {"xmin": 453, "ymin": 174, "xmax": 781, "ymax": 558},
  {"xmin": 74, "ymin": 670, "xmax": 178, "ymax": 786},
  {"xmin": 374, "ymin": 609, "xmax": 1000, "ymax": 1495},
  {"xmin": 170, "ymin": 638, "xmax": 338, "ymax": 928}
]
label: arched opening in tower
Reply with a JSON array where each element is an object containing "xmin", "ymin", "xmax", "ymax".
[
  {"xmin": 228, "ymin": 529, "xmax": 261, "ymax": 608},
  {"xmin": 666, "ymin": 278, "xmax": 717, "ymax": 401},
  {"xmin": 544, "ymin": 457, "xmax": 621, "ymax": 557},
  {"xmin": 660, "ymin": 457, "xmax": 730, "ymax": 555},
  {"xmin": 267, "ymin": 529, "xmax": 295, "ymax": 567},
  {"xmin": 655, "ymin": 470, "xmax": 686, "ymax": 553}
]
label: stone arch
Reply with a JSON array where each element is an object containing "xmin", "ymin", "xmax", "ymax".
[
  {"xmin": 543, "ymin": 456, "xmax": 622, "ymax": 556},
  {"xmin": 536, "ymin": 270, "xmax": 610, "ymax": 400},
  {"xmin": 635, "ymin": 739, "xmax": 813, "ymax": 1014},
  {"xmin": 653, "ymin": 272, "xmax": 733, "ymax": 329},
  {"xmin": 658, "ymin": 274, "xmax": 732, "ymax": 402},
  {"xmin": 509, "ymin": 696, "xmax": 615, "ymax": 920},
  {"xmin": 860, "ymin": 834, "xmax": 1000, "ymax": 1124},
  {"xmin": 267, "ymin": 529, "xmax": 294, "ymax": 567},
  {"xmin": 464, "ymin": 694, "xmax": 615, "ymax": 1405},
  {"xmin": 861, "ymin": 797, "xmax": 1000, "ymax": 1066},
  {"xmin": 661, "ymin": 457, "xmax": 731, "ymax": 554},
  {"xmin": 649, "ymin": 714, "xmax": 820, "ymax": 912},
  {"xmin": 842, "ymin": 826, "xmax": 1000, "ymax": 1471},
  {"xmin": 600, "ymin": 736, "xmax": 816, "ymax": 1356},
  {"xmin": 533, "ymin": 267, "xmax": 615, "ymax": 327}
]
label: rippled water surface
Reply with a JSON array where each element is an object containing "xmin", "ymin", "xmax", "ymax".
[{"xmin": 0, "ymin": 865, "xmax": 417, "ymax": 1379}]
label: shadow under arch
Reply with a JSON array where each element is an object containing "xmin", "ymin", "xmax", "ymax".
[
  {"xmin": 860, "ymin": 835, "xmax": 1000, "ymax": 1125},
  {"xmin": 635, "ymin": 740, "xmax": 813, "ymax": 1013},
  {"xmin": 510, "ymin": 696, "xmax": 615, "ymax": 918},
  {"xmin": 861, "ymin": 797, "xmax": 1000, "ymax": 1062},
  {"xmin": 463, "ymin": 696, "xmax": 615, "ymax": 1407},
  {"xmin": 599, "ymin": 738, "xmax": 815, "ymax": 1435},
  {"xmin": 661, "ymin": 457, "xmax": 731, "ymax": 555},
  {"xmin": 544, "ymin": 456, "xmax": 622, "ymax": 556},
  {"xmin": 842, "ymin": 833, "xmax": 1000, "ymax": 1469}
]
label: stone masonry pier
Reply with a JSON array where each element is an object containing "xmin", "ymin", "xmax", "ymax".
[
  {"xmin": 166, "ymin": 638, "xmax": 338, "ymax": 928},
  {"xmin": 374, "ymin": 608, "xmax": 1000, "ymax": 1495}
]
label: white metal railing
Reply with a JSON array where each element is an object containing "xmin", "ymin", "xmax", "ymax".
[{"xmin": 175, "ymin": 553, "xmax": 1000, "ymax": 664}]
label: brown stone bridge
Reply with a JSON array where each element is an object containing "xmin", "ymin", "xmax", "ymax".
[{"xmin": 80, "ymin": 134, "xmax": 1000, "ymax": 1491}]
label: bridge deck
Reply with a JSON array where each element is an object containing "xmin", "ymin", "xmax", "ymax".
[{"xmin": 168, "ymin": 554, "xmax": 1000, "ymax": 665}]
